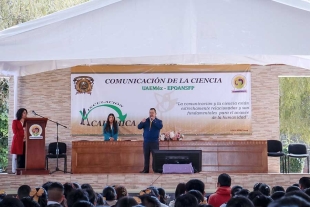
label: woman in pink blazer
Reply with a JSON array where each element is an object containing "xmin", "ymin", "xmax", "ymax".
[{"xmin": 11, "ymin": 108, "xmax": 27, "ymax": 168}]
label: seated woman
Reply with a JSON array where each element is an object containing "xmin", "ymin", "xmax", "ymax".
[{"xmin": 103, "ymin": 113, "xmax": 118, "ymax": 141}]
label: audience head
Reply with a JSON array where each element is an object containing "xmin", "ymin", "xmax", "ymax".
[
  {"xmin": 253, "ymin": 183, "xmax": 262, "ymax": 192},
  {"xmin": 175, "ymin": 183, "xmax": 186, "ymax": 199},
  {"xmin": 140, "ymin": 195, "xmax": 161, "ymax": 207},
  {"xmin": 116, "ymin": 196, "xmax": 138, "ymax": 207},
  {"xmin": 72, "ymin": 200, "xmax": 94, "ymax": 207},
  {"xmin": 95, "ymin": 192, "xmax": 105, "ymax": 206},
  {"xmin": 157, "ymin": 187, "xmax": 166, "ymax": 204},
  {"xmin": 286, "ymin": 186, "xmax": 301, "ymax": 193},
  {"xmin": 271, "ymin": 186, "xmax": 285, "ymax": 194},
  {"xmin": 67, "ymin": 189, "xmax": 89, "ymax": 207},
  {"xmin": 252, "ymin": 195, "xmax": 273, "ymax": 207},
  {"xmin": 17, "ymin": 184, "xmax": 31, "ymax": 199},
  {"xmin": 42, "ymin": 181, "xmax": 53, "ymax": 192},
  {"xmin": 218, "ymin": 173, "xmax": 231, "ymax": 187},
  {"xmin": 285, "ymin": 191, "xmax": 310, "ymax": 203},
  {"xmin": 83, "ymin": 188, "xmax": 96, "ymax": 205},
  {"xmin": 226, "ymin": 196, "xmax": 254, "ymax": 207},
  {"xmin": 236, "ymin": 189, "xmax": 250, "ymax": 197},
  {"xmin": 21, "ymin": 197, "xmax": 41, "ymax": 207},
  {"xmin": 0, "ymin": 197, "xmax": 24, "ymax": 207},
  {"xmin": 48, "ymin": 182, "xmax": 65, "ymax": 204},
  {"xmin": 187, "ymin": 189, "xmax": 204, "ymax": 204},
  {"xmin": 248, "ymin": 191, "xmax": 263, "ymax": 202},
  {"xmin": 299, "ymin": 177, "xmax": 310, "ymax": 190},
  {"xmin": 271, "ymin": 191, "xmax": 285, "ymax": 201},
  {"xmin": 185, "ymin": 179, "xmax": 205, "ymax": 195},
  {"xmin": 72, "ymin": 183, "xmax": 81, "ymax": 189},
  {"xmin": 64, "ymin": 182, "xmax": 76, "ymax": 199},
  {"xmin": 304, "ymin": 188, "xmax": 310, "ymax": 197},
  {"xmin": 115, "ymin": 185, "xmax": 128, "ymax": 200},
  {"xmin": 268, "ymin": 195, "xmax": 310, "ymax": 207},
  {"xmin": 81, "ymin": 184, "xmax": 93, "ymax": 191},
  {"xmin": 175, "ymin": 193, "xmax": 198, "ymax": 207},
  {"xmin": 258, "ymin": 183, "xmax": 271, "ymax": 196},
  {"xmin": 102, "ymin": 186, "xmax": 117, "ymax": 201},
  {"xmin": 231, "ymin": 185, "xmax": 243, "ymax": 197}
]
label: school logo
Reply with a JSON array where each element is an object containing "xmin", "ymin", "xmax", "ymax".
[
  {"xmin": 73, "ymin": 76, "xmax": 94, "ymax": 95},
  {"xmin": 232, "ymin": 75, "xmax": 247, "ymax": 93}
]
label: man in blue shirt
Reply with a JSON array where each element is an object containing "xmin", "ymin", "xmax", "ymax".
[{"xmin": 138, "ymin": 108, "xmax": 163, "ymax": 173}]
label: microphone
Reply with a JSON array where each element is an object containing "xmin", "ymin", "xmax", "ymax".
[{"xmin": 32, "ymin": 110, "xmax": 37, "ymax": 116}]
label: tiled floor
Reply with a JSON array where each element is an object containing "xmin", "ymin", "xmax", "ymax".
[{"xmin": 0, "ymin": 172, "xmax": 306, "ymax": 194}]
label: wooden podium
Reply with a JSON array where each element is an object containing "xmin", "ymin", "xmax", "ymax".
[{"xmin": 17, "ymin": 118, "xmax": 49, "ymax": 175}]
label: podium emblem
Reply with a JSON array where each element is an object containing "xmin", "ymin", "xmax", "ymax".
[
  {"xmin": 73, "ymin": 76, "xmax": 94, "ymax": 95},
  {"xmin": 29, "ymin": 124, "xmax": 43, "ymax": 139}
]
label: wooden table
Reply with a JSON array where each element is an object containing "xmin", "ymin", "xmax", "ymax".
[{"xmin": 71, "ymin": 140, "xmax": 267, "ymax": 174}]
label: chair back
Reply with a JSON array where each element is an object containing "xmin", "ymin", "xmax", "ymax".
[
  {"xmin": 267, "ymin": 140, "xmax": 283, "ymax": 153},
  {"xmin": 288, "ymin": 144, "xmax": 307, "ymax": 155},
  {"xmin": 48, "ymin": 142, "xmax": 67, "ymax": 154}
]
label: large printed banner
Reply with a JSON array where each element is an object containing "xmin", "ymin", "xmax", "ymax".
[{"xmin": 71, "ymin": 65, "xmax": 251, "ymax": 135}]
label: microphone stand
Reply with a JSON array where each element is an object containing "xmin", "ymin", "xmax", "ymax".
[{"xmin": 33, "ymin": 112, "xmax": 69, "ymax": 174}]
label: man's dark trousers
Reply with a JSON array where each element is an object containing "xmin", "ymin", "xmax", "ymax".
[{"xmin": 143, "ymin": 141, "xmax": 159, "ymax": 172}]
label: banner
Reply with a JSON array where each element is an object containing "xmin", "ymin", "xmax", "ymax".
[{"xmin": 71, "ymin": 65, "xmax": 251, "ymax": 135}]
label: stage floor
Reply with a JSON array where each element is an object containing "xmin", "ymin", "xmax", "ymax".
[{"xmin": 0, "ymin": 172, "xmax": 307, "ymax": 194}]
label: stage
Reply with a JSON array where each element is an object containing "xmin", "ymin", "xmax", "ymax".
[{"xmin": 0, "ymin": 172, "xmax": 305, "ymax": 194}]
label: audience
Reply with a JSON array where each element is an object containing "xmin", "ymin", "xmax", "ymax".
[
  {"xmin": 1, "ymin": 175, "xmax": 310, "ymax": 207},
  {"xmin": 168, "ymin": 183, "xmax": 186, "ymax": 207},
  {"xmin": 72, "ymin": 200, "xmax": 94, "ymax": 207},
  {"xmin": 299, "ymin": 177, "xmax": 310, "ymax": 190},
  {"xmin": 270, "ymin": 191, "xmax": 285, "ymax": 201},
  {"xmin": 158, "ymin": 188, "xmax": 167, "ymax": 205},
  {"xmin": 21, "ymin": 197, "xmax": 41, "ymax": 207},
  {"xmin": 208, "ymin": 173, "xmax": 231, "ymax": 207},
  {"xmin": 187, "ymin": 190, "xmax": 204, "ymax": 204},
  {"xmin": 251, "ymin": 195, "xmax": 273, "ymax": 207},
  {"xmin": 304, "ymin": 187, "xmax": 310, "ymax": 196},
  {"xmin": 268, "ymin": 195, "xmax": 310, "ymax": 207},
  {"xmin": 258, "ymin": 183, "xmax": 271, "ymax": 196},
  {"xmin": 253, "ymin": 183, "xmax": 262, "ymax": 192},
  {"xmin": 64, "ymin": 182, "xmax": 75, "ymax": 199},
  {"xmin": 185, "ymin": 179, "xmax": 205, "ymax": 196},
  {"xmin": 286, "ymin": 185, "xmax": 301, "ymax": 193},
  {"xmin": 226, "ymin": 196, "xmax": 254, "ymax": 207},
  {"xmin": 230, "ymin": 186, "xmax": 242, "ymax": 197},
  {"xmin": 271, "ymin": 186, "xmax": 285, "ymax": 194},
  {"xmin": 248, "ymin": 191, "xmax": 263, "ymax": 202},
  {"xmin": 235, "ymin": 189, "xmax": 250, "ymax": 197},
  {"xmin": 0, "ymin": 197, "xmax": 24, "ymax": 207},
  {"xmin": 140, "ymin": 195, "xmax": 161, "ymax": 207},
  {"xmin": 102, "ymin": 186, "xmax": 117, "ymax": 206},
  {"xmin": 47, "ymin": 182, "xmax": 65, "ymax": 206},
  {"xmin": 18, "ymin": 185, "xmax": 31, "ymax": 199},
  {"xmin": 115, "ymin": 185, "xmax": 128, "ymax": 200},
  {"xmin": 175, "ymin": 194, "xmax": 198, "ymax": 207},
  {"xmin": 116, "ymin": 196, "xmax": 138, "ymax": 207},
  {"xmin": 67, "ymin": 189, "xmax": 89, "ymax": 207}
]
